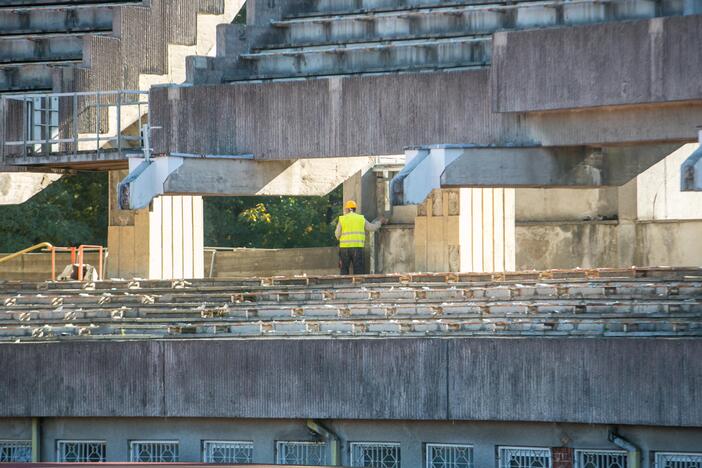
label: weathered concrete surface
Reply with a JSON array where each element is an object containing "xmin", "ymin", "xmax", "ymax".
[
  {"xmin": 0, "ymin": 341, "xmax": 164, "ymax": 417},
  {"xmin": 440, "ymin": 145, "xmax": 680, "ymax": 188},
  {"xmin": 163, "ymin": 156, "xmax": 375, "ymax": 196},
  {"xmin": 152, "ymin": 68, "xmax": 702, "ymax": 160},
  {"xmin": 516, "ymin": 221, "xmax": 619, "ymax": 270},
  {"xmin": 164, "ymin": 339, "xmax": 447, "ymax": 419},
  {"xmin": 515, "ymin": 188, "xmax": 618, "ymax": 222},
  {"xmin": 491, "ymin": 15, "xmax": 702, "ymax": 112},
  {"xmin": 1, "ymin": 338, "xmax": 699, "ymax": 427},
  {"xmin": 205, "ymin": 247, "xmax": 339, "ymax": 277},
  {"xmin": 516, "ymin": 219, "xmax": 702, "ymax": 270},
  {"xmin": 0, "ymin": 172, "xmax": 61, "ymax": 205},
  {"xmin": 448, "ymin": 339, "xmax": 702, "ymax": 426}
]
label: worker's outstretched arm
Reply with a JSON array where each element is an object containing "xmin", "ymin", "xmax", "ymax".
[{"xmin": 365, "ymin": 219, "xmax": 382, "ymax": 232}]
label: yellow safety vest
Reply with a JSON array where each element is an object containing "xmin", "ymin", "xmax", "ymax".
[{"xmin": 339, "ymin": 212, "xmax": 366, "ymax": 248}]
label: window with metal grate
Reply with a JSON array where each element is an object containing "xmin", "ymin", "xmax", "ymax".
[
  {"xmin": 499, "ymin": 447, "xmax": 552, "ymax": 468},
  {"xmin": 575, "ymin": 450, "xmax": 627, "ymax": 468},
  {"xmin": 350, "ymin": 442, "xmax": 401, "ymax": 468},
  {"xmin": 129, "ymin": 440, "xmax": 179, "ymax": 462},
  {"xmin": 57, "ymin": 440, "xmax": 106, "ymax": 462},
  {"xmin": 0, "ymin": 440, "xmax": 31, "ymax": 462},
  {"xmin": 655, "ymin": 452, "xmax": 702, "ymax": 468},
  {"xmin": 426, "ymin": 444, "xmax": 473, "ymax": 468},
  {"xmin": 202, "ymin": 441, "xmax": 253, "ymax": 464},
  {"xmin": 276, "ymin": 441, "xmax": 327, "ymax": 466}
]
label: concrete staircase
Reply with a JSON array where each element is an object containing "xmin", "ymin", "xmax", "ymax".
[
  {"xmin": 191, "ymin": 0, "xmax": 687, "ymax": 83},
  {"xmin": 1, "ymin": 267, "xmax": 701, "ymax": 341}
]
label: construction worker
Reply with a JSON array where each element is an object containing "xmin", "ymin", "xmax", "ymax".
[{"xmin": 335, "ymin": 200, "xmax": 384, "ymax": 275}]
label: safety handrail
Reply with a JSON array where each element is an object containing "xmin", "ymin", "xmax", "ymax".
[{"xmin": 0, "ymin": 242, "xmax": 55, "ymax": 280}]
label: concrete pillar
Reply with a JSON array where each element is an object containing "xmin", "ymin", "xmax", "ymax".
[
  {"xmin": 107, "ymin": 170, "xmax": 204, "ymax": 279},
  {"xmin": 616, "ymin": 179, "xmax": 638, "ymax": 268},
  {"xmin": 415, "ymin": 188, "xmax": 515, "ymax": 273}
]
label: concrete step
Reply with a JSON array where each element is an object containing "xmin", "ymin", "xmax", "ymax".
[
  {"xmin": 2, "ymin": 280, "xmax": 701, "ymax": 306},
  {"xmin": 272, "ymin": 1, "xmax": 669, "ymax": 49},
  {"xmin": 0, "ymin": 5, "xmax": 117, "ymax": 36},
  {"xmin": 2, "ymin": 297, "xmax": 701, "ymax": 323},
  {"xmin": 0, "ymin": 0, "xmax": 138, "ymax": 7},
  {"xmin": 0, "ymin": 33, "xmax": 97, "ymax": 64},
  {"xmin": 1, "ymin": 314, "xmax": 700, "ymax": 340},
  {"xmin": 0, "ymin": 60, "xmax": 79, "ymax": 92},
  {"xmin": 292, "ymin": 0, "xmax": 543, "ymax": 18},
  {"xmin": 232, "ymin": 35, "xmax": 490, "ymax": 80}
]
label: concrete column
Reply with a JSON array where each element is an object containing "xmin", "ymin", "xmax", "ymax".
[
  {"xmin": 343, "ymin": 167, "xmax": 378, "ymax": 272},
  {"xmin": 107, "ymin": 170, "xmax": 204, "ymax": 279},
  {"xmin": 616, "ymin": 179, "xmax": 638, "ymax": 268},
  {"xmin": 415, "ymin": 188, "xmax": 515, "ymax": 273}
]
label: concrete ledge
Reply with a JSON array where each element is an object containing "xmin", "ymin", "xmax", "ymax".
[
  {"xmin": 491, "ymin": 15, "xmax": 702, "ymax": 113},
  {"xmin": 0, "ymin": 338, "xmax": 699, "ymax": 426}
]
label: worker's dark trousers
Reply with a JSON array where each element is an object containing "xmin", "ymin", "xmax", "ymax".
[{"xmin": 339, "ymin": 247, "xmax": 364, "ymax": 275}]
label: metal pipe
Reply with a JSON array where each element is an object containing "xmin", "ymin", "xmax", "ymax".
[
  {"xmin": 608, "ymin": 432, "xmax": 640, "ymax": 468},
  {"xmin": 0, "ymin": 242, "xmax": 54, "ymax": 266},
  {"xmin": 31, "ymin": 417, "xmax": 40, "ymax": 462},
  {"xmin": 306, "ymin": 419, "xmax": 340, "ymax": 466}
]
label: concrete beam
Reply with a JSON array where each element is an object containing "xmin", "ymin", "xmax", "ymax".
[
  {"xmin": 681, "ymin": 143, "xmax": 702, "ymax": 191},
  {"xmin": 440, "ymin": 144, "xmax": 681, "ymax": 188},
  {"xmin": 119, "ymin": 155, "xmax": 374, "ymax": 210},
  {"xmin": 164, "ymin": 156, "xmax": 375, "ymax": 197}
]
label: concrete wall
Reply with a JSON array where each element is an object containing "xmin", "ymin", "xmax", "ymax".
[
  {"xmin": 206, "ymin": 247, "xmax": 339, "ymax": 277},
  {"xmin": 516, "ymin": 220, "xmax": 702, "ymax": 270},
  {"xmin": 516, "ymin": 188, "xmax": 618, "ymax": 222},
  {"xmin": 0, "ymin": 252, "xmax": 102, "ymax": 282},
  {"xmin": 152, "ymin": 69, "xmax": 702, "ymax": 161},
  {"xmin": 0, "ymin": 338, "xmax": 700, "ymax": 427},
  {"xmin": 0, "ymin": 417, "xmax": 700, "ymax": 466},
  {"xmin": 491, "ymin": 14, "xmax": 702, "ymax": 112}
]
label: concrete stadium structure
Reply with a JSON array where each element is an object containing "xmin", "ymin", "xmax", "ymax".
[{"xmin": 0, "ymin": 1, "xmax": 702, "ymax": 467}]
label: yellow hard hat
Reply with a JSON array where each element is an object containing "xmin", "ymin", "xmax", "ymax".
[{"xmin": 345, "ymin": 200, "xmax": 358, "ymax": 210}]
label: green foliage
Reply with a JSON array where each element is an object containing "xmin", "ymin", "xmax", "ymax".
[
  {"xmin": 204, "ymin": 186, "xmax": 343, "ymax": 248},
  {"xmin": 233, "ymin": 3, "xmax": 246, "ymax": 24},
  {"xmin": 0, "ymin": 168, "xmax": 342, "ymax": 252},
  {"xmin": 0, "ymin": 172, "xmax": 108, "ymax": 253}
]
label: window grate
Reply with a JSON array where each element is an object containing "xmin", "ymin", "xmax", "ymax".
[
  {"xmin": 57, "ymin": 440, "xmax": 106, "ymax": 462},
  {"xmin": 276, "ymin": 441, "xmax": 327, "ymax": 466},
  {"xmin": 0, "ymin": 440, "xmax": 31, "ymax": 462},
  {"xmin": 129, "ymin": 441, "xmax": 179, "ymax": 462},
  {"xmin": 575, "ymin": 450, "xmax": 627, "ymax": 468},
  {"xmin": 656, "ymin": 452, "xmax": 702, "ymax": 468},
  {"xmin": 203, "ymin": 441, "xmax": 253, "ymax": 464},
  {"xmin": 427, "ymin": 444, "xmax": 473, "ymax": 468},
  {"xmin": 351, "ymin": 442, "xmax": 401, "ymax": 468},
  {"xmin": 499, "ymin": 447, "xmax": 552, "ymax": 468}
]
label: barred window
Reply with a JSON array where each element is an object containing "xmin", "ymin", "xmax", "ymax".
[
  {"xmin": 276, "ymin": 441, "xmax": 327, "ymax": 466},
  {"xmin": 129, "ymin": 440, "xmax": 179, "ymax": 462},
  {"xmin": 426, "ymin": 444, "xmax": 473, "ymax": 468},
  {"xmin": 499, "ymin": 447, "xmax": 551, "ymax": 468},
  {"xmin": 203, "ymin": 441, "xmax": 253, "ymax": 464},
  {"xmin": 0, "ymin": 440, "xmax": 31, "ymax": 462},
  {"xmin": 57, "ymin": 440, "xmax": 106, "ymax": 462},
  {"xmin": 655, "ymin": 453, "xmax": 702, "ymax": 468},
  {"xmin": 575, "ymin": 450, "xmax": 627, "ymax": 468},
  {"xmin": 350, "ymin": 442, "xmax": 401, "ymax": 468}
]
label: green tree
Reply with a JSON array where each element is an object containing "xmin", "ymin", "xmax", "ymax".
[
  {"xmin": 204, "ymin": 186, "xmax": 342, "ymax": 248},
  {"xmin": 0, "ymin": 172, "xmax": 108, "ymax": 253}
]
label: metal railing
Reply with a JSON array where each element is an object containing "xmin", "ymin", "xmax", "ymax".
[
  {"xmin": 0, "ymin": 243, "xmax": 104, "ymax": 282},
  {"xmin": 1, "ymin": 90, "xmax": 149, "ymax": 161}
]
